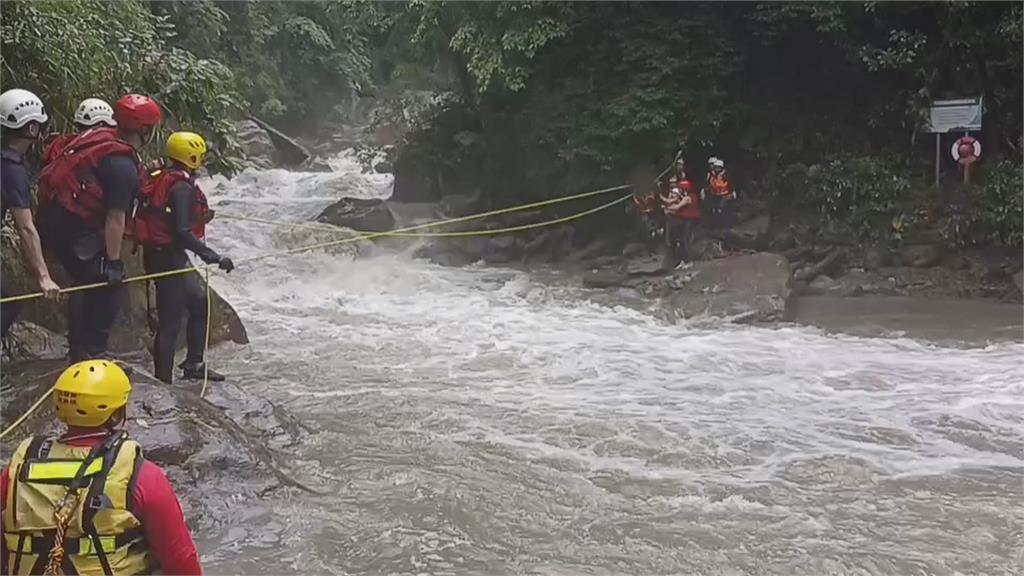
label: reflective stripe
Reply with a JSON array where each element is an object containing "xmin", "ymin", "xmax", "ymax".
[
  {"xmin": 25, "ymin": 459, "xmax": 103, "ymax": 481},
  {"xmin": 77, "ymin": 535, "xmax": 118, "ymax": 555}
]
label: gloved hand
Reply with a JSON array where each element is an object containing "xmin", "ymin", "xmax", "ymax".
[
  {"xmin": 218, "ymin": 257, "xmax": 235, "ymax": 273},
  {"xmin": 101, "ymin": 259, "xmax": 125, "ymax": 286}
]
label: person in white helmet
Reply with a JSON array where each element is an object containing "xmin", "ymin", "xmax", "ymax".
[
  {"xmin": 703, "ymin": 156, "xmax": 735, "ymax": 227},
  {"xmin": 42, "ymin": 98, "xmax": 117, "ymax": 165},
  {"xmin": 0, "ymin": 89, "xmax": 61, "ymax": 341}
]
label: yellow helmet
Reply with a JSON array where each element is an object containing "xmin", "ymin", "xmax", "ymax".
[
  {"xmin": 53, "ymin": 360, "xmax": 132, "ymax": 428},
  {"xmin": 165, "ymin": 131, "xmax": 208, "ymax": 170}
]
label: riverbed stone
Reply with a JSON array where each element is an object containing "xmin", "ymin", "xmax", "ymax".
[
  {"xmin": 234, "ymin": 119, "xmax": 277, "ymax": 168},
  {"xmin": 316, "ymin": 197, "xmax": 395, "ymax": 232},
  {"xmin": 901, "ymin": 244, "xmax": 944, "ymax": 268},
  {"xmin": 806, "ymin": 274, "xmax": 837, "ymax": 295},
  {"xmin": 660, "ymin": 252, "xmax": 792, "ymax": 322}
]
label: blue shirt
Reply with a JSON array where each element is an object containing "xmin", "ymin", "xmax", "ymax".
[{"xmin": 0, "ymin": 149, "xmax": 31, "ymax": 218}]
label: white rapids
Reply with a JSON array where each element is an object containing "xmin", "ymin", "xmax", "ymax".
[{"xmin": 191, "ymin": 152, "xmax": 1023, "ymax": 575}]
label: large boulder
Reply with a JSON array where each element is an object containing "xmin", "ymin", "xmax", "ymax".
[
  {"xmin": 0, "ymin": 359, "xmax": 324, "ymax": 520},
  {"xmin": 721, "ymin": 215, "xmax": 772, "ymax": 250},
  {"xmin": 234, "ymin": 120, "xmax": 277, "ymax": 168},
  {"xmin": 390, "ymin": 151, "xmax": 440, "ymax": 202},
  {"xmin": 660, "ymin": 253, "xmax": 793, "ymax": 322},
  {"xmin": 246, "ymin": 116, "xmax": 310, "ymax": 166},
  {"xmin": 315, "ymin": 197, "xmax": 395, "ymax": 233}
]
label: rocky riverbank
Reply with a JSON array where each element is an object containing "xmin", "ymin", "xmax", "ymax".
[{"xmin": 314, "ymin": 188, "xmax": 1022, "ymax": 330}]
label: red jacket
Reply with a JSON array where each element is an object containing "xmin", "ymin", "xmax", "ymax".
[
  {"xmin": 1, "ymin": 433, "xmax": 202, "ymax": 575},
  {"xmin": 664, "ymin": 179, "xmax": 701, "ymax": 220}
]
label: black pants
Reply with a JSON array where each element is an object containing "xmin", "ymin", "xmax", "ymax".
[
  {"xmin": 143, "ymin": 248, "xmax": 208, "ymax": 383},
  {"xmin": 665, "ymin": 218, "xmax": 695, "ymax": 266},
  {"xmin": 1, "ymin": 273, "xmax": 20, "ymax": 341},
  {"xmin": 54, "ymin": 245, "xmax": 123, "ymax": 362},
  {"xmin": 708, "ymin": 195, "xmax": 734, "ymax": 228}
]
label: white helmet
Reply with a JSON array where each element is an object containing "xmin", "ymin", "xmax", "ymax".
[
  {"xmin": 712, "ymin": 159, "xmax": 725, "ymax": 168},
  {"xmin": 707, "ymin": 156, "xmax": 719, "ymax": 165},
  {"xmin": 74, "ymin": 98, "xmax": 116, "ymax": 127},
  {"xmin": 0, "ymin": 89, "xmax": 48, "ymax": 129}
]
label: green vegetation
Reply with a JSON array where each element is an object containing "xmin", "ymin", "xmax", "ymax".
[{"xmin": 1, "ymin": 1, "xmax": 1020, "ymax": 246}]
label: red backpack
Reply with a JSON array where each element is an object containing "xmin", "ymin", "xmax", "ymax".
[
  {"xmin": 36, "ymin": 127, "xmax": 138, "ymax": 230},
  {"xmin": 133, "ymin": 167, "xmax": 211, "ymax": 247}
]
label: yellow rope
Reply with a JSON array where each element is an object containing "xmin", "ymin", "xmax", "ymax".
[
  {"xmin": 0, "ymin": 185, "xmax": 632, "ymax": 432},
  {"xmin": 0, "ymin": 385, "xmax": 54, "ymax": 440},
  {"xmin": 0, "ymin": 184, "xmax": 629, "ymax": 305},
  {"xmin": 220, "ymin": 193, "xmax": 625, "ymax": 238},
  {"xmin": 234, "ymin": 192, "xmax": 631, "ymax": 267}
]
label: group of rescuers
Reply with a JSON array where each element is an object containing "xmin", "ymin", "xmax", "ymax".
[
  {"xmin": 631, "ymin": 152, "xmax": 735, "ymax": 267},
  {"xmin": 0, "ymin": 88, "xmax": 234, "ymax": 573},
  {"xmin": 0, "ymin": 92, "xmax": 731, "ymax": 575}
]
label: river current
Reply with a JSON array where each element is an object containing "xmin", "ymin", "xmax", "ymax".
[{"xmin": 191, "ymin": 153, "xmax": 1022, "ymax": 575}]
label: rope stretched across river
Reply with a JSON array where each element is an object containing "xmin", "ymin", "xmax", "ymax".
[{"xmin": 0, "ymin": 184, "xmax": 633, "ymax": 438}]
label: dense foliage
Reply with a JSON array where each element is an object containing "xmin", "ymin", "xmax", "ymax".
[
  {"xmin": 382, "ymin": 1, "xmax": 1022, "ymax": 247},
  {"xmin": 0, "ymin": 0, "xmax": 381, "ymax": 172},
  {"xmin": 1, "ymin": 1, "xmax": 1020, "ymax": 246}
]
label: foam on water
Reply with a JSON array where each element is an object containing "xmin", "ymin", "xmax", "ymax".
[{"xmin": 195, "ymin": 152, "xmax": 1024, "ymax": 575}]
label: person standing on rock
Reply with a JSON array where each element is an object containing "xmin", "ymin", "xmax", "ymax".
[
  {"xmin": 660, "ymin": 171, "xmax": 701, "ymax": 267},
  {"xmin": 0, "ymin": 89, "xmax": 61, "ymax": 341},
  {"xmin": 134, "ymin": 131, "xmax": 233, "ymax": 384},
  {"xmin": 1, "ymin": 360, "xmax": 202, "ymax": 575},
  {"xmin": 42, "ymin": 98, "xmax": 118, "ymax": 166},
  {"xmin": 702, "ymin": 157, "xmax": 735, "ymax": 228},
  {"xmin": 36, "ymin": 94, "xmax": 163, "ymax": 362}
]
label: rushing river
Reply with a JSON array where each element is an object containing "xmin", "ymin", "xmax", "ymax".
[{"xmin": 192, "ymin": 153, "xmax": 1023, "ymax": 575}]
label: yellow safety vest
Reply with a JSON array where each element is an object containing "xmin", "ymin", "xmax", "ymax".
[{"xmin": 3, "ymin": 435, "xmax": 154, "ymax": 575}]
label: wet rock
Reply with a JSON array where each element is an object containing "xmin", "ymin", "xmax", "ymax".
[
  {"xmin": 723, "ymin": 215, "xmax": 771, "ymax": 250},
  {"xmin": 626, "ymin": 255, "xmax": 667, "ymax": 276},
  {"xmin": 247, "ymin": 116, "xmax": 309, "ymax": 166},
  {"xmin": 482, "ymin": 236, "xmax": 523, "ymax": 264},
  {"xmin": 830, "ymin": 269, "xmax": 877, "ymax": 297},
  {"xmin": 769, "ymin": 228, "xmax": 797, "ymax": 252},
  {"xmin": 316, "ymin": 197, "xmax": 395, "ymax": 233},
  {"xmin": 583, "ymin": 270, "xmax": 630, "ymax": 288},
  {"xmin": 901, "ymin": 244, "xmax": 944, "ymax": 268},
  {"xmin": 661, "ymin": 252, "xmax": 792, "ymax": 322},
  {"xmin": 863, "ymin": 244, "xmax": 893, "ymax": 270},
  {"xmin": 805, "ymin": 274, "xmax": 837, "ymax": 295},
  {"xmin": 234, "ymin": 120, "xmax": 277, "ymax": 168},
  {"xmin": 0, "ymin": 359, "xmax": 322, "ymax": 507},
  {"xmin": 793, "ymin": 248, "xmax": 845, "ymax": 282},
  {"xmin": 390, "ymin": 151, "xmax": 439, "ymax": 202},
  {"xmin": 622, "ymin": 242, "xmax": 648, "ymax": 259}
]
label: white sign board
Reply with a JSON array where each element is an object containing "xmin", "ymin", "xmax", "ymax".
[{"xmin": 928, "ymin": 97, "xmax": 983, "ymax": 133}]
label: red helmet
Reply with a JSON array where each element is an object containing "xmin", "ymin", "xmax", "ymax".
[{"xmin": 113, "ymin": 94, "xmax": 162, "ymax": 132}]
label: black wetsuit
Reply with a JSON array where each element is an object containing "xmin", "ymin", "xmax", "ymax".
[{"xmin": 142, "ymin": 179, "xmax": 221, "ymax": 383}]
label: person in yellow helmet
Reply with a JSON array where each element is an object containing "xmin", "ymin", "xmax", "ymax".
[
  {"xmin": 1, "ymin": 360, "xmax": 202, "ymax": 575},
  {"xmin": 134, "ymin": 132, "xmax": 232, "ymax": 384}
]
